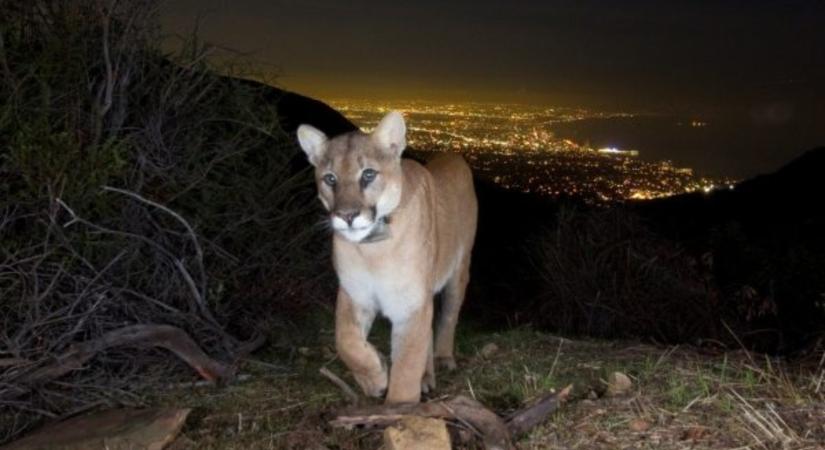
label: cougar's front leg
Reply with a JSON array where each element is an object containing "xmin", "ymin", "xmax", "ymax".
[
  {"xmin": 386, "ymin": 295, "xmax": 433, "ymax": 404},
  {"xmin": 335, "ymin": 288, "xmax": 387, "ymax": 397}
]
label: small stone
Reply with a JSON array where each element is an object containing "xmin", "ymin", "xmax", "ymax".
[
  {"xmin": 594, "ymin": 431, "xmax": 616, "ymax": 444},
  {"xmin": 605, "ymin": 371, "xmax": 632, "ymax": 396},
  {"xmin": 681, "ymin": 426, "xmax": 709, "ymax": 441},
  {"xmin": 587, "ymin": 390, "xmax": 599, "ymax": 400},
  {"xmin": 297, "ymin": 347, "xmax": 311, "ymax": 356},
  {"xmin": 384, "ymin": 417, "xmax": 451, "ymax": 450},
  {"xmin": 629, "ymin": 418, "xmax": 651, "ymax": 432},
  {"xmin": 479, "ymin": 342, "xmax": 499, "ymax": 358}
]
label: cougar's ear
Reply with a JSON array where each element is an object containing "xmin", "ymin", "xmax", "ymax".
[
  {"xmin": 372, "ymin": 111, "xmax": 406, "ymax": 158},
  {"xmin": 297, "ymin": 124, "xmax": 328, "ymax": 166}
]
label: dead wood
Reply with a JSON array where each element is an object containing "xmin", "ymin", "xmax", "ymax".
[
  {"xmin": 505, "ymin": 384, "xmax": 572, "ymax": 436},
  {"xmin": 329, "ymin": 385, "xmax": 572, "ymax": 450},
  {"xmin": 331, "ymin": 396, "xmax": 509, "ymax": 450},
  {"xmin": 5, "ymin": 324, "xmax": 235, "ymax": 402}
]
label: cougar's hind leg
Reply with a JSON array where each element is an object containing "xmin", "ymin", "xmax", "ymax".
[
  {"xmin": 421, "ymin": 335, "xmax": 436, "ymax": 395},
  {"xmin": 335, "ymin": 288, "xmax": 387, "ymax": 397},
  {"xmin": 434, "ymin": 255, "xmax": 470, "ymax": 371}
]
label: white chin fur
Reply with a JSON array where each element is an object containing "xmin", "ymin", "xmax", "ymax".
[
  {"xmin": 331, "ymin": 215, "xmax": 376, "ymax": 243},
  {"xmin": 331, "ymin": 216, "xmax": 348, "ymax": 230},
  {"xmin": 331, "ymin": 215, "xmax": 373, "ymax": 231},
  {"xmin": 338, "ymin": 225, "xmax": 375, "ymax": 243}
]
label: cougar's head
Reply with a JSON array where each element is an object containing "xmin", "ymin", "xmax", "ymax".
[{"xmin": 297, "ymin": 111, "xmax": 407, "ymax": 243}]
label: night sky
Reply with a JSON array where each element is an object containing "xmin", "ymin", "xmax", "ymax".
[{"xmin": 161, "ymin": 0, "xmax": 825, "ymax": 175}]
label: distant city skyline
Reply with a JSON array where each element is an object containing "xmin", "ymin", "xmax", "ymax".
[{"xmin": 332, "ymin": 98, "xmax": 730, "ymax": 201}]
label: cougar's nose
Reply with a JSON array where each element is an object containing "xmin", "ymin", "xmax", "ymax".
[{"xmin": 335, "ymin": 209, "xmax": 360, "ymax": 227}]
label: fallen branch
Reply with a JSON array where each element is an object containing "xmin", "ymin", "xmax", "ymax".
[
  {"xmin": 4, "ymin": 324, "xmax": 235, "ymax": 402},
  {"xmin": 332, "ymin": 395, "xmax": 509, "ymax": 450},
  {"xmin": 506, "ymin": 384, "xmax": 573, "ymax": 436},
  {"xmin": 329, "ymin": 385, "xmax": 572, "ymax": 450}
]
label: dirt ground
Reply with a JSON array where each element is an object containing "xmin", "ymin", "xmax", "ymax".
[{"xmin": 155, "ymin": 323, "xmax": 825, "ymax": 449}]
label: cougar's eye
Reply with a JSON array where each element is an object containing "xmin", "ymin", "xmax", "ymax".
[
  {"xmin": 322, "ymin": 173, "xmax": 337, "ymax": 187},
  {"xmin": 360, "ymin": 168, "xmax": 377, "ymax": 186}
]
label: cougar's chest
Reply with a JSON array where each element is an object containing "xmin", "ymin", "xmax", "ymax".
[{"xmin": 334, "ymin": 244, "xmax": 427, "ymax": 324}]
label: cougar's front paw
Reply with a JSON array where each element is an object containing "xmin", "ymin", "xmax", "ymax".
[{"xmin": 353, "ymin": 358, "xmax": 388, "ymax": 398}]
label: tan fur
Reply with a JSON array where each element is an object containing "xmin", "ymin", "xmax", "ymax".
[{"xmin": 297, "ymin": 112, "xmax": 477, "ymax": 403}]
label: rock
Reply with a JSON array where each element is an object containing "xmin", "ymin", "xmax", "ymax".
[
  {"xmin": 2, "ymin": 408, "xmax": 190, "ymax": 450},
  {"xmin": 628, "ymin": 418, "xmax": 651, "ymax": 432},
  {"xmin": 383, "ymin": 417, "xmax": 451, "ymax": 450},
  {"xmin": 479, "ymin": 342, "xmax": 499, "ymax": 358},
  {"xmin": 681, "ymin": 425, "xmax": 709, "ymax": 441},
  {"xmin": 605, "ymin": 371, "xmax": 632, "ymax": 396}
]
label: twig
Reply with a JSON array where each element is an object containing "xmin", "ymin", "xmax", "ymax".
[
  {"xmin": 722, "ymin": 320, "xmax": 757, "ymax": 367},
  {"xmin": 165, "ymin": 373, "xmax": 251, "ymax": 390},
  {"xmin": 319, "ymin": 366, "xmax": 360, "ymax": 405},
  {"xmin": 101, "ymin": 186, "xmax": 210, "ymax": 321},
  {"xmin": 242, "ymin": 358, "xmax": 288, "ymax": 373},
  {"xmin": 4, "ymin": 324, "xmax": 235, "ymax": 402}
]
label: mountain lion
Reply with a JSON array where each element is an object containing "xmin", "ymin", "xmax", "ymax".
[{"xmin": 297, "ymin": 111, "xmax": 478, "ymax": 403}]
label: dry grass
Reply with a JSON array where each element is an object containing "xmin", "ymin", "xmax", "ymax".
[{"xmin": 148, "ymin": 321, "xmax": 825, "ymax": 449}]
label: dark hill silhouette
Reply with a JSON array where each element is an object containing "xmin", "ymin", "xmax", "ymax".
[
  {"xmin": 633, "ymin": 147, "xmax": 825, "ymax": 352},
  {"xmin": 737, "ymin": 146, "xmax": 825, "ymax": 195},
  {"xmin": 276, "ymin": 91, "xmax": 358, "ymax": 137},
  {"xmin": 636, "ymin": 147, "xmax": 825, "ymax": 244}
]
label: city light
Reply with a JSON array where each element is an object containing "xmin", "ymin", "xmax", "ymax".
[
  {"xmin": 597, "ymin": 147, "xmax": 640, "ymax": 157},
  {"xmin": 331, "ymin": 99, "xmax": 735, "ymax": 202}
]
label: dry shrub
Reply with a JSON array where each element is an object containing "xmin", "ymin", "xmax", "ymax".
[
  {"xmin": 0, "ymin": 0, "xmax": 330, "ymax": 441},
  {"xmin": 531, "ymin": 206, "xmax": 725, "ymax": 343}
]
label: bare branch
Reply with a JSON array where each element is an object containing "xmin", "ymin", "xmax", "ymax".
[
  {"xmin": 319, "ymin": 366, "xmax": 360, "ymax": 405},
  {"xmin": 4, "ymin": 324, "xmax": 235, "ymax": 402},
  {"xmin": 101, "ymin": 186, "xmax": 208, "ymax": 315}
]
